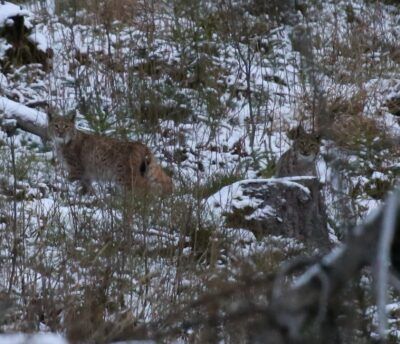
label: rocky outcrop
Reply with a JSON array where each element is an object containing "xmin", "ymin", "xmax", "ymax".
[
  {"xmin": 207, "ymin": 176, "xmax": 331, "ymax": 250},
  {"xmin": 0, "ymin": 2, "xmax": 53, "ymax": 72}
]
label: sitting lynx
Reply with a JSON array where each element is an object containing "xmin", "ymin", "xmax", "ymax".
[
  {"xmin": 275, "ymin": 126, "xmax": 320, "ymax": 177},
  {"xmin": 47, "ymin": 112, "xmax": 173, "ymax": 194}
]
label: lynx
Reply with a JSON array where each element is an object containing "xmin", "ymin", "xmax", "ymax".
[
  {"xmin": 275, "ymin": 126, "xmax": 320, "ymax": 178},
  {"xmin": 47, "ymin": 112, "xmax": 173, "ymax": 194}
]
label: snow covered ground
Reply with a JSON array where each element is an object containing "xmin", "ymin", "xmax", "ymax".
[
  {"xmin": 0, "ymin": 333, "xmax": 66, "ymax": 344},
  {"xmin": 1, "ymin": 0, "xmax": 400, "ymax": 342}
]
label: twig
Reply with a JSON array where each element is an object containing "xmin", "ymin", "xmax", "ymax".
[{"xmin": 7, "ymin": 135, "xmax": 18, "ymax": 294}]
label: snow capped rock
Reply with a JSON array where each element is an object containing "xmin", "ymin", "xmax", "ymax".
[
  {"xmin": 0, "ymin": 2, "xmax": 31, "ymax": 29},
  {"xmin": 207, "ymin": 177, "xmax": 330, "ymax": 249}
]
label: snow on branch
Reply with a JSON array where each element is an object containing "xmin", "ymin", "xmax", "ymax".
[
  {"xmin": 0, "ymin": 96, "xmax": 48, "ymax": 139},
  {"xmin": 0, "ymin": 1, "xmax": 31, "ymax": 28}
]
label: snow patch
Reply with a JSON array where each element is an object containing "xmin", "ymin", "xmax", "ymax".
[
  {"xmin": 0, "ymin": 2, "xmax": 31, "ymax": 28},
  {"xmin": 28, "ymin": 30, "xmax": 49, "ymax": 52},
  {"xmin": 0, "ymin": 333, "xmax": 67, "ymax": 344}
]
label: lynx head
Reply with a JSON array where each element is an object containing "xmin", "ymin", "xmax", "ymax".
[
  {"xmin": 47, "ymin": 111, "xmax": 77, "ymax": 145},
  {"xmin": 288, "ymin": 125, "xmax": 320, "ymax": 156}
]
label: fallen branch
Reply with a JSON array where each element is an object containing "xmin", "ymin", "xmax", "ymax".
[{"xmin": 0, "ymin": 96, "xmax": 48, "ymax": 140}]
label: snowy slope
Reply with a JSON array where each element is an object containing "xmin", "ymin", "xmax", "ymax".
[{"xmin": 1, "ymin": 0, "xmax": 400, "ymax": 342}]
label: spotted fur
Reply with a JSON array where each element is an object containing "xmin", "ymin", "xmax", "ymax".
[{"xmin": 47, "ymin": 113, "xmax": 173, "ymax": 194}]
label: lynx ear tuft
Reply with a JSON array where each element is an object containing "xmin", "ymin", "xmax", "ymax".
[
  {"xmin": 287, "ymin": 125, "xmax": 306, "ymax": 140},
  {"xmin": 66, "ymin": 111, "xmax": 77, "ymax": 122}
]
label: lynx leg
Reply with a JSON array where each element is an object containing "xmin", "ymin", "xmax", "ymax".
[{"xmin": 67, "ymin": 163, "xmax": 85, "ymax": 183}]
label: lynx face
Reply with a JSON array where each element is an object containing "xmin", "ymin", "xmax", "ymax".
[
  {"xmin": 47, "ymin": 113, "xmax": 76, "ymax": 145},
  {"xmin": 293, "ymin": 134, "xmax": 320, "ymax": 157},
  {"xmin": 275, "ymin": 126, "xmax": 321, "ymax": 178}
]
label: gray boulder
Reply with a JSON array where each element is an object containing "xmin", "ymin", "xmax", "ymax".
[{"xmin": 207, "ymin": 177, "xmax": 330, "ymax": 250}]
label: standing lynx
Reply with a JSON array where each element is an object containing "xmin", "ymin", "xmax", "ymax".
[
  {"xmin": 47, "ymin": 112, "xmax": 173, "ymax": 194},
  {"xmin": 275, "ymin": 126, "xmax": 320, "ymax": 177}
]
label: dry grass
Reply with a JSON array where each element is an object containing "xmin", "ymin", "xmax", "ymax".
[
  {"xmin": 54, "ymin": 0, "xmax": 150, "ymax": 25},
  {"xmin": 3, "ymin": 0, "xmax": 400, "ymax": 342}
]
